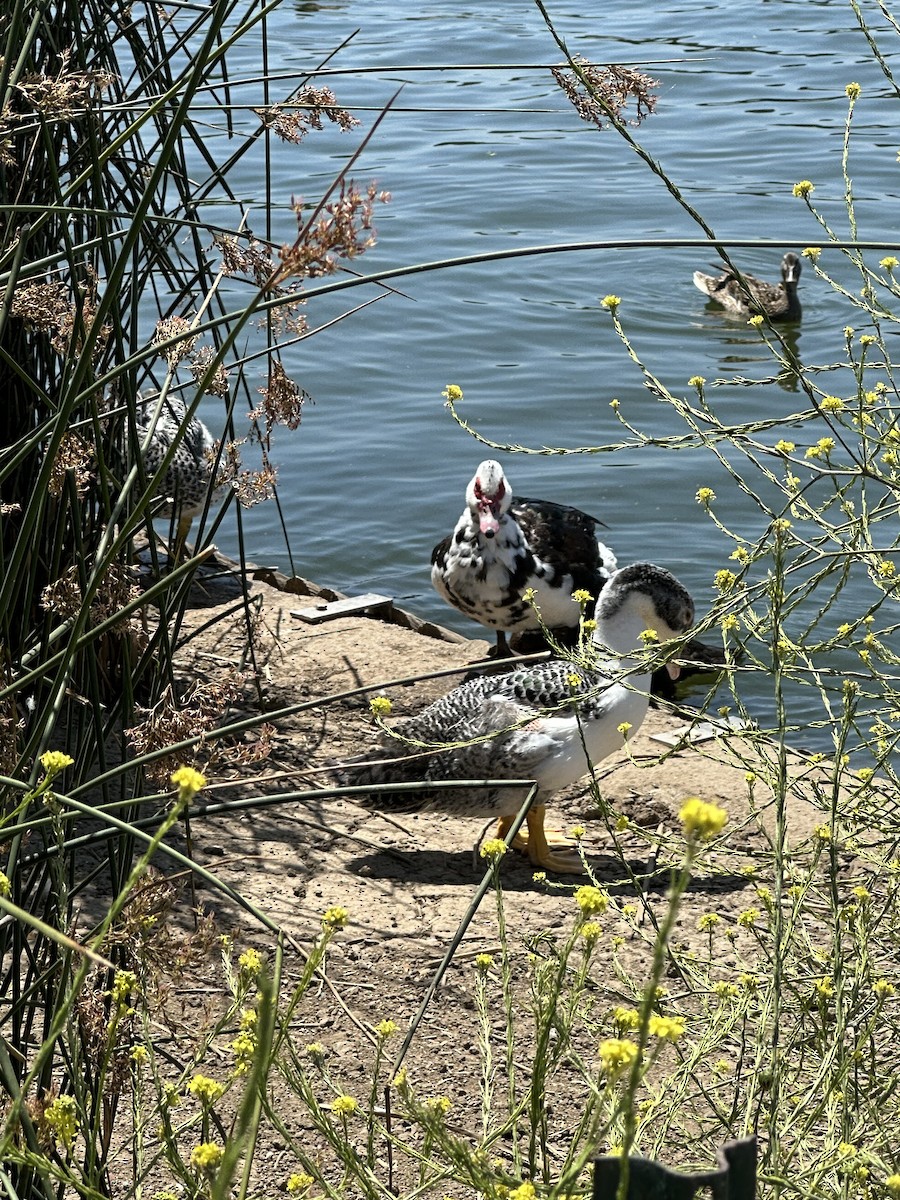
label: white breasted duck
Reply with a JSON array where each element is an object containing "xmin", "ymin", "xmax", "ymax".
[
  {"xmin": 339, "ymin": 563, "xmax": 695, "ymax": 874},
  {"xmin": 431, "ymin": 459, "xmax": 617, "ymax": 656},
  {"xmin": 693, "ymin": 252, "xmax": 802, "ymax": 321}
]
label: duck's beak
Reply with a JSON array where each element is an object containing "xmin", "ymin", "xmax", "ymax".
[{"xmin": 478, "ymin": 503, "xmax": 501, "ymax": 538}]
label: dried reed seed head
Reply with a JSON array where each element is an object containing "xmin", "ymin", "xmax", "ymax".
[
  {"xmin": 552, "ymin": 58, "xmax": 659, "ymax": 128},
  {"xmin": 74, "ymin": 976, "xmax": 135, "ymax": 1095},
  {"xmin": 10, "ymin": 274, "xmax": 109, "ymax": 358},
  {"xmin": 190, "ymin": 346, "xmax": 229, "ymax": 398},
  {"xmin": 251, "ymin": 361, "xmax": 310, "ymax": 436},
  {"xmin": 216, "ymin": 235, "xmax": 277, "ymax": 287},
  {"xmin": 278, "ymin": 179, "xmax": 390, "ymax": 281},
  {"xmin": 153, "ymin": 316, "xmax": 199, "ymax": 367},
  {"xmin": 6, "ymin": 52, "xmax": 115, "ymax": 121},
  {"xmin": 126, "ymin": 670, "xmax": 269, "ymax": 784},
  {"xmin": 231, "ymin": 463, "xmax": 278, "ymax": 508},
  {"xmin": 253, "ymin": 86, "xmax": 359, "ymax": 143},
  {"xmin": 40, "ymin": 561, "xmax": 141, "ymax": 632},
  {"xmin": 48, "ymin": 433, "xmax": 95, "ymax": 499}
]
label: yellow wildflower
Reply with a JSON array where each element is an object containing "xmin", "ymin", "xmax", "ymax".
[
  {"xmin": 509, "ymin": 1185, "xmax": 537, "ymax": 1200},
  {"xmin": 793, "ymin": 180, "xmax": 815, "ymax": 198},
  {"xmin": 648, "ymin": 1014, "xmax": 685, "ymax": 1041},
  {"xmin": 39, "ymin": 750, "xmax": 74, "ymax": 776},
  {"xmin": 695, "ymin": 487, "xmax": 715, "ymax": 505},
  {"xmin": 170, "ymin": 766, "xmax": 206, "ymax": 800},
  {"xmin": 574, "ymin": 885, "xmax": 609, "ymax": 917},
  {"xmin": 188, "ymin": 1075, "xmax": 224, "ymax": 1106},
  {"xmin": 845, "ymin": 82, "xmax": 861, "ymax": 100},
  {"xmin": 480, "ymin": 838, "xmax": 507, "ymax": 861},
  {"xmin": 880, "ymin": 256, "xmax": 899, "ymax": 271},
  {"xmin": 601, "ymin": 294, "xmax": 621, "ymax": 310},
  {"xmin": 598, "ymin": 1037, "xmax": 639, "ymax": 1075},
  {"xmin": 330, "ymin": 1094, "xmax": 358, "ymax": 1116},
  {"xmin": 287, "ymin": 1174, "xmax": 314, "ymax": 1195},
  {"xmin": 441, "ymin": 384, "xmax": 463, "ymax": 403},
  {"xmin": 679, "ymin": 797, "xmax": 728, "ymax": 841},
  {"xmin": 375, "ymin": 1019, "xmax": 398, "ymax": 1039},
  {"xmin": 45, "ymin": 1094, "xmax": 78, "ymax": 1151},
  {"xmin": 369, "ymin": 695, "xmax": 392, "ymax": 718},
  {"xmin": 238, "ymin": 947, "xmax": 264, "ymax": 976},
  {"xmin": 322, "ymin": 905, "xmax": 349, "ymax": 929},
  {"xmin": 190, "ymin": 1142, "xmax": 224, "ymax": 1173},
  {"xmin": 612, "ymin": 1006, "xmax": 640, "ymax": 1031}
]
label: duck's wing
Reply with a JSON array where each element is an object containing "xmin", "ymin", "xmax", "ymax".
[
  {"xmin": 512, "ymin": 496, "xmax": 615, "ymax": 595},
  {"xmin": 430, "ymin": 531, "xmax": 452, "ymax": 571}
]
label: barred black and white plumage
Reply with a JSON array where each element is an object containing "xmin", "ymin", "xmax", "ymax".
[
  {"xmin": 339, "ymin": 563, "xmax": 695, "ymax": 873},
  {"xmin": 136, "ymin": 394, "xmax": 224, "ymax": 546},
  {"xmin": 693, "ymin": 252, "xmax": 802, "ymax": 321},
  {"xmin": 431, "ymin": 459, "xmax": 618, "ymax": 656}
]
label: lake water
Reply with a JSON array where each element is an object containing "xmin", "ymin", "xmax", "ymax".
[{"xmin": 200, "ymin": 0, "xmax": 900, "ymax": 750}]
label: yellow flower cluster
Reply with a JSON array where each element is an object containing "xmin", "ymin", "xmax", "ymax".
[
  {"xmin": 509, "ymin": 1184, "xmax": 537, "ymax": 1200},
  {"xmin": 695, "ymin": 487, "xmax": 715, "ymax": 506},
  {"xmin": 375, "ymin": 1019, "xmax": 398, "ymax": 1039},
  {"xmin": 442, "ymin": 384, "xmax": 464, "ymax": 403},
  {"xmin": 369, "ymin": 695, "xmax": 392, "ymax": 718},
  {"xmin": 287, "ymin": 1173, "xmax": 314, "ymax": 1194},
  {"xmin": 45, "ymin": 1094, "xmax": 78, "ymax": 1151},
  {"xmin": 40, "ymin": 750, "xmax": 74, "ymax": 776},
  {"xmin": 188, "ymin": 1074, "xmax": 224, "ymax": 1106},
  {"xmin": 598, "ymin": 1037, "xmax": 639, "ymax": 1075},
  {"xmin": 331, "ymin": 1094, "xmax": 358, "ymax": 1116},
  {"xmin": 600, "ymin": 294, "xmax": 621, "ymax": 310},
  {"xmin": 793, "ymin": 179, "xmax": 815, "ymax": 198},
  {"xmin": 238, "ymin": 947, "xmax": 264, "ymax": 976},
  {"xmin": 679, "ymin": 797, "xmax": 728, "ymax": 841},
  {"xmin": 580, "ymin": 921, "xmax": 602, "ymax": 944},
  {"xmin": 648, "ymin": 1014, "xmax": 685, "ymax": 1041},
  {"xmin": 171, "ymin": 765, "xmax": 206, "ymax": 798},
  {"xmin": 190, "ymin": 1142, "xmax": 224, "ymax": 1173},
  {"xmin": 612, "ymin": 1006, "xmax": 640, "ymax": 1031},
  {"xmin": 322, "ymin": 905, "xmax": 349, "ymax": 929},
  {"xmin": 480, "ymin": 838, "xmax": 507, "ymax": 861},
  {"xmin": 574, "ymin": 885, "xmax": 609, "ymax": 917},
  {"xmin": 110, "ymin": 970, "xmax": 138, "ymax": 1008}
]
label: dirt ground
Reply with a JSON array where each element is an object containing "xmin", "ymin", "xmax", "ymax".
[{"xmin": 144, "ymin": 559, "xmax": 848, "ymax": 1192}]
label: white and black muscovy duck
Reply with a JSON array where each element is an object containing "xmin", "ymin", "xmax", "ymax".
[
  {"xmin": 693, "ymin": 251, "xmax": 802, "ymax": 321},
  {"xmin": 431, "ymin": 459, "xmax": 617, "ymax": 656},
  {"xmin": 430, "ymin": 459, "xmax": 724, "ymax": 698},
  {"xmin": 339, "ymin": 562, "xmax": 695, "ymax": 874}
]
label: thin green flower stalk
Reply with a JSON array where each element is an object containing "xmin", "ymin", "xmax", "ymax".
[{"xmin": 615, "ymin": 800, "xmax": 728, "ymax": 1184}]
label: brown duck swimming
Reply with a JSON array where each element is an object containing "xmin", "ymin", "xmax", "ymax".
[{"xmin": 693, "ymin": 252, "xmax": 802, "ymax": 321}]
